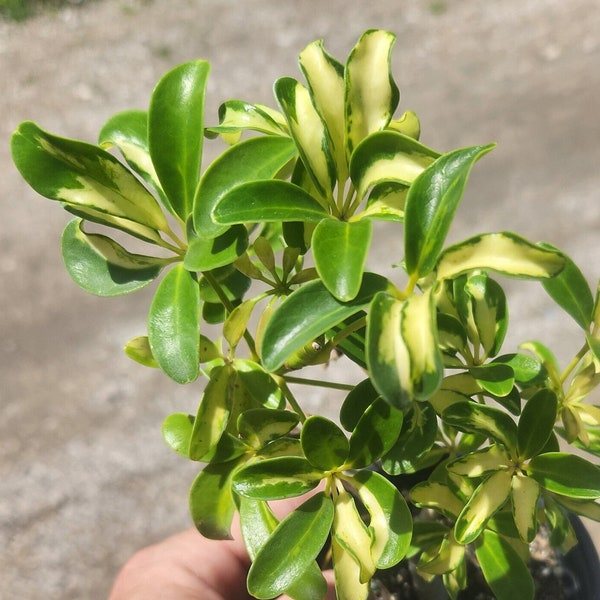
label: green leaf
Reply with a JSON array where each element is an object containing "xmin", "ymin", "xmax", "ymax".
[
  {"xmin": 436, "ymin": 232, "xmax": 566, "ymax": 281},
  {"xmin": 275, "ymin": 77, "xmax": 336, "ymax": 201},
  {"xmin": 98, "ymin": 109, "xmax": 170, "ymax": 212},
  {"xmin": 238, "ymin": 498, "xmax": 327, "ymax": 600},
  {"xmin": 184, "ymin": 224, "xmax": 248, "ymax": 272},
  {"xmin": 410, "ymin": 481, "xmax": 465, "ymax": 521},
  {"xmin": 540, "ymin": 244, "xmax": 594, "ymax": 330},
  {"xmin": 148, "ymin": 264, "xmax": 200, "ymax": 383},
  {"xmin": 12, "ymin": 121, "xmax": 169, "ymax": 232},
  {"xmin": 404, "ymin": 143, "xmax": 495, "ymax": 278},
  {"xmin": 476, "ymin": 529, "xmax": 534, "ymax": 600},
  {"xmin": 345, "ymin": 29, "xmax": 399, "ymax": 156},
  {"xmin": 494, "ymin": 353, "xmax": 547, "ymax": 387},
  {"xmin": 469, "ymin": 363, "xmax": 515, "ymax": 397},
  {"xmin": 312, "ymin": 218, "xmax": 372, "ymax": 301},
  {"xmin": 511, "ymin": 473, "xmax": 540, "ymax": 543},
  {"xmin": 149, "ymin": 60, "xmax": 210, "ymax": 220},
  {"xmin": 340, "ymin": 378, "xmax": 379, "ymax": 432},
  {"xmin": 238, "ymin": 409, "xmax": 299, "ymax": 449},
  {"xmin": 460, "ymin": 273, "xmax": 508, "ymax": 358},
  {"xmin": 233, "ymin": 457, "xmax": 324, "ymax": 500},
  {"xmin": 447, "ymin": 445, "xmax": 509, "ymax": 478},
  {"xmin": 247, "ymin": 493, "xmax": 334, "ymax": 599},
  {"xmin": 367, "ymin": 290, "xmax": 443, "ymax": 409},
  {"xmin": 351, "ymin": 469, "xmax": 412, "ymax": 569},
  {"xmin": 189, "ymin": 365, "xmax": 232, "ymax": 460},
  {"xmin": 261, "ymin": 273, "xmax": 390, "ymax": 371},
  {"xmin": 233, "ymin": 358, "xmax": 284, "ymax": 409},
  {"xmin": 299, "ymin": 39, "xmax": 348, "ymax": 183},
  {"xmin": 455, "ymin": 469, "xmax": 512, "ymax": 544},
  {"xmin": 212, "ymin": 180, "xmax": 330, "ymax": 226},
  {"xmin": 206, "ymin": 100, "xmax": 289, "ymax": 140},
  {"xmin": 193, "ymin": 135, "xmax": 297, "ymax": 238},
  {"xmin": 347, "ymin": 397, "xmax": 404, "ymax": 468},
  {"xmin": 189, "ymin": 457, "xmax": 243, "ymax": 539},
  {"xmin": 61, "ymin": 219, "xmax": 167, "ymax": 296},
  {"xmin": 349, "ymin": 130, "xmax": 439, "ymax": 201},
  {"xmin": 381, "ymin": 402, "xmax": 439, "ymax": 475},
  {"xmin": 527, "ymin": 452, "xmax": 600, "ymax": 499},
  {"xmin": 301, "ymin": 416, "xmax": 349, "ymax": 470},
  {"xmin": 161, "ymin": 412, "xmax": 194, "ymax": 457},
  {"xmin": 124, "ymin": 335, "xmax": 158, "ymax": 368},
  {"xmin": 442, "ymin": 401, "xmax": 518, "ymax": 449},
  {"xmin": 517, "ymin": 389, "xmax": 557, "ymax": 460}
]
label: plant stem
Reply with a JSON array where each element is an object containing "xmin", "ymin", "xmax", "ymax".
[
  {"xmin": 283, "ymin": 375, "xmax": 355, "ymax": 391},
  {"xmin": 202, "ymin": 269, "xmax": 257, "ymax": 356},
  {"xmin": 277, "ymin": 378, "xmax": 307, "ymax": 422},
  {"xmin": 561, "ymin": 342, "xmax": 590, "ymax": 384}
]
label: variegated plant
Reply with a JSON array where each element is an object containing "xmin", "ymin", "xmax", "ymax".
[{"xmin": 12, "ymin": 29, "xmax": 600, "ymax": 600}]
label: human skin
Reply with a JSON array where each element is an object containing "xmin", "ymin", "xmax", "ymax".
[{"xmin": 107, "ymin": 498, "xmax": 336, "ymax": 600}]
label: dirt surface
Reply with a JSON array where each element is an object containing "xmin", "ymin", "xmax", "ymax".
[{"xmin": 2, "ymin": 1, "xmax": 600, "ymax": 598}]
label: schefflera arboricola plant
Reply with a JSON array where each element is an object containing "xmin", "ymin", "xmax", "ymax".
[{"xmin": 11, "ymin": 29, "xmax": 600, "ymax": 600}]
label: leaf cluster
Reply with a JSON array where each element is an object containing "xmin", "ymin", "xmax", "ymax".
[{"xmin": 11, "ymin": 29, "xmax": 600, "ymax": 600}]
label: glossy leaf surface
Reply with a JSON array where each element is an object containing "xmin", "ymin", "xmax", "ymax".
[
  {"xmin": 312, "ymin": 218, "xmax": 372, "ymax": 301},
  {"xmin": 61, "ymin": 219, "xmax": 167, "ymax": 296},
  {"xmin": 476, "ymin": 529, "xmax": 534, "ymax": 600},
  {"xmin": 404, "ymin": 144, "xmax": 495, "ymax": 278},
  {"xmin": 527, "ymin": 452, "xmax": 600, "ymax": 499},
  {"xmin": 261, "ymin": 273, "xmax": 389, "ymax": 371},
  {"xmin": 148, "ymin": 264, "xmax": 200, "ymax": 383},
  {"xmin": 162, "ymin": 412, "xmax": 194, "ymax": 457},
  {"xmin": 436, "ymin": 232, "xmax": 566, "ymax": 281},
  {"xmin": 184, "ymin": 224, "xmax": 248, "ymax": 272},
  {"xmin": 149, "ymin": 60, "xmax": 209, "ymax": 220},
  {"xmin": 247, "ymin": 493, "xmax": 334, "ymax": 599},
  {"xmin": 345, "ymin": 29, "xmax": 399, "ymax": 155},
  {"xmin": 301, "ymin": 416, "xmax": 349, "ymax": 470},
  {"xmin": 193, "ymin": 135, "xmax": 297, "ymax": 237},
  {"xmin": 212, "ymin": 180, "xmax": 330, "ymax": 225},
  {"xmin": 189, "ymin": 457, "xmax": 243, "ymax": 539},
  {"xmin": 12, "ymin": 121, "xmax": 169, "ymax": 232},
  {"xmin": 367, "ymin": 290, "xmax": 442, "ymax": 408},
  {"xmin": 516, "ymin": 389, "xmax": 557, "ymax": 460},
  {"xmin": 233, "ymin": 457, "xmax": 323, "ymax": 500}
]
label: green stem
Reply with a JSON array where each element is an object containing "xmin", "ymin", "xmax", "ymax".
[
  {"xmin": 561, "ymin": 342, "xmax": 590, "ymax": 384},
  {"xmin": 277, "ymin": 378, "xmax": 307, "ymax": 422},
  {"xmin": 202, "ymin": 270, "xmax": 257, "ymax": 356},
  {"xmin": 283, "ymin": 375, "xmax": 355, "ymax": 391}
]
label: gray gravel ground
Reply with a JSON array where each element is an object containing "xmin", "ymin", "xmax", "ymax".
[{"xmin": 2, "ymin": 0, "xmax": 600, "ymax": 598}]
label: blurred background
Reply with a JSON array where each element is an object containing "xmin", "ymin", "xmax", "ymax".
[{"xmin": 2, "ymin": 0, "xmax": 600, "ymax": 597}]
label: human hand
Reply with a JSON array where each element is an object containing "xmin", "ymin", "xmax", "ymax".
[{"xmin": 107, "ymin": 500, "xmax": 336, "ymax": 600}]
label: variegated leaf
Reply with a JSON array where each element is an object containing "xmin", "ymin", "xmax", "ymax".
[
  {"xmin": 61, "ymin": 219, "xmax": 169, "ymax": 296},
  {"xmin": 12, "ymin": 121, "xmax": 170, "ymax": 232},
  {"xmin": 436, "ymin": 232, "xmax": 566, "ymax": 281},
  {"xmin": 345, "ymin": 29, "xmax": 399, "ymax": 155},
  {"xmin": 333, "ymin": 484, "xmax": 376, "ymax": 582},
  {"xmin": 511, "ymin": 473, "xmax": 540, "ymax": 542},
  {"xmin": 455, "ymin": 469, "xmax": 512, "ymax": 544},
  {"xmin": 351, "ymin": 470, "xmax": 412, "ymax": 569},
  {"xmin": 275, "ymin": 77, "xmax": 336, "ymax": 201},
  {"xmin": 350, "ymin": 130, "xmax": 439, "ymax": 202},
  {"xmin": 367, "ymin": 289, "xmax": 443, "ymax": 409},
  {"xmin": 299, "ymin": 39, "xmax": 348, "ymax": 183},
  {"xmin": 332, "ymin": 536, "xmax": 370, "ymax": 600}
]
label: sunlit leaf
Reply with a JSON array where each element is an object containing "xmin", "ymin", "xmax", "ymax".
[
  {"xmin": 148, "ymin": 264, "xmax": 200, "ymax": 383},
  {"xmin": 184, "ymin": 225, "xmax": 248, "ymax": 272},
  {"xmin": 61, "ymin": 219, "xmax": 167, "ymax": 296},
  {"xmin": 511, "ymin": 473, "xmax": 540, "ymax": 543},
  {"xmin": 517, "ymin": 389, "xmax": 557, "ymax": 460},
  {"xmin": 247, "ymin": 493, "xmax": 334, "ymax": 599},
  {"xmin": 312, "ymin": 218, "xmax": 372, "ymax": 301},
  {"xmin": 301, "ymin": 416, "xmax": 349, "ymax": 470},
  {"xmin": 436, "ymin": 232, "xmax": 566, "ymax": 282},
  {"xmin": 404, "ymin": 144, "xmax": 495, "ymax": 278},
  {"xmin": 238, "ymin": 408, "xmax": 299, "ymax": 449},
  {"xmin": 476, "ymin": 529, "xmax": 534, "ymax": 600},
  {"xmin": 193, "ymin": 135, "xmax": 297, "ymax": 237},
  {"xmin": 161, "ymin": 412, "xmax": 194, "ymax": 457},
  {"xmin": 261, "ymin": 273, "xmax": 390, "ymax": 371},
  {"xmin": 149, "ymin": 60, "xmax": 209, "ymax": 220},
  {"xmin": 124, "ymin": 335, "xmax": 158, "ymax": 368},
  {"xmin": 345, "ymin": 29, "xmax": 399, "ymax": 155}
]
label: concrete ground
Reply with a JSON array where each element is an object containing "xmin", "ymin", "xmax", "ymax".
[{"xmin": 2, "ymin": 0, "xmax": 600, "ymax": 598}]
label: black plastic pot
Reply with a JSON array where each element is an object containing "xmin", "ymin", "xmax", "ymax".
[{"xmin": 561, "ymin": 516, "xmax": 600, "ymax": 599}]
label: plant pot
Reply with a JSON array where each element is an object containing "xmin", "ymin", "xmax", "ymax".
[{"xmin": 369, "ymin": 514, "xmax": 600, "ymax": 600}]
